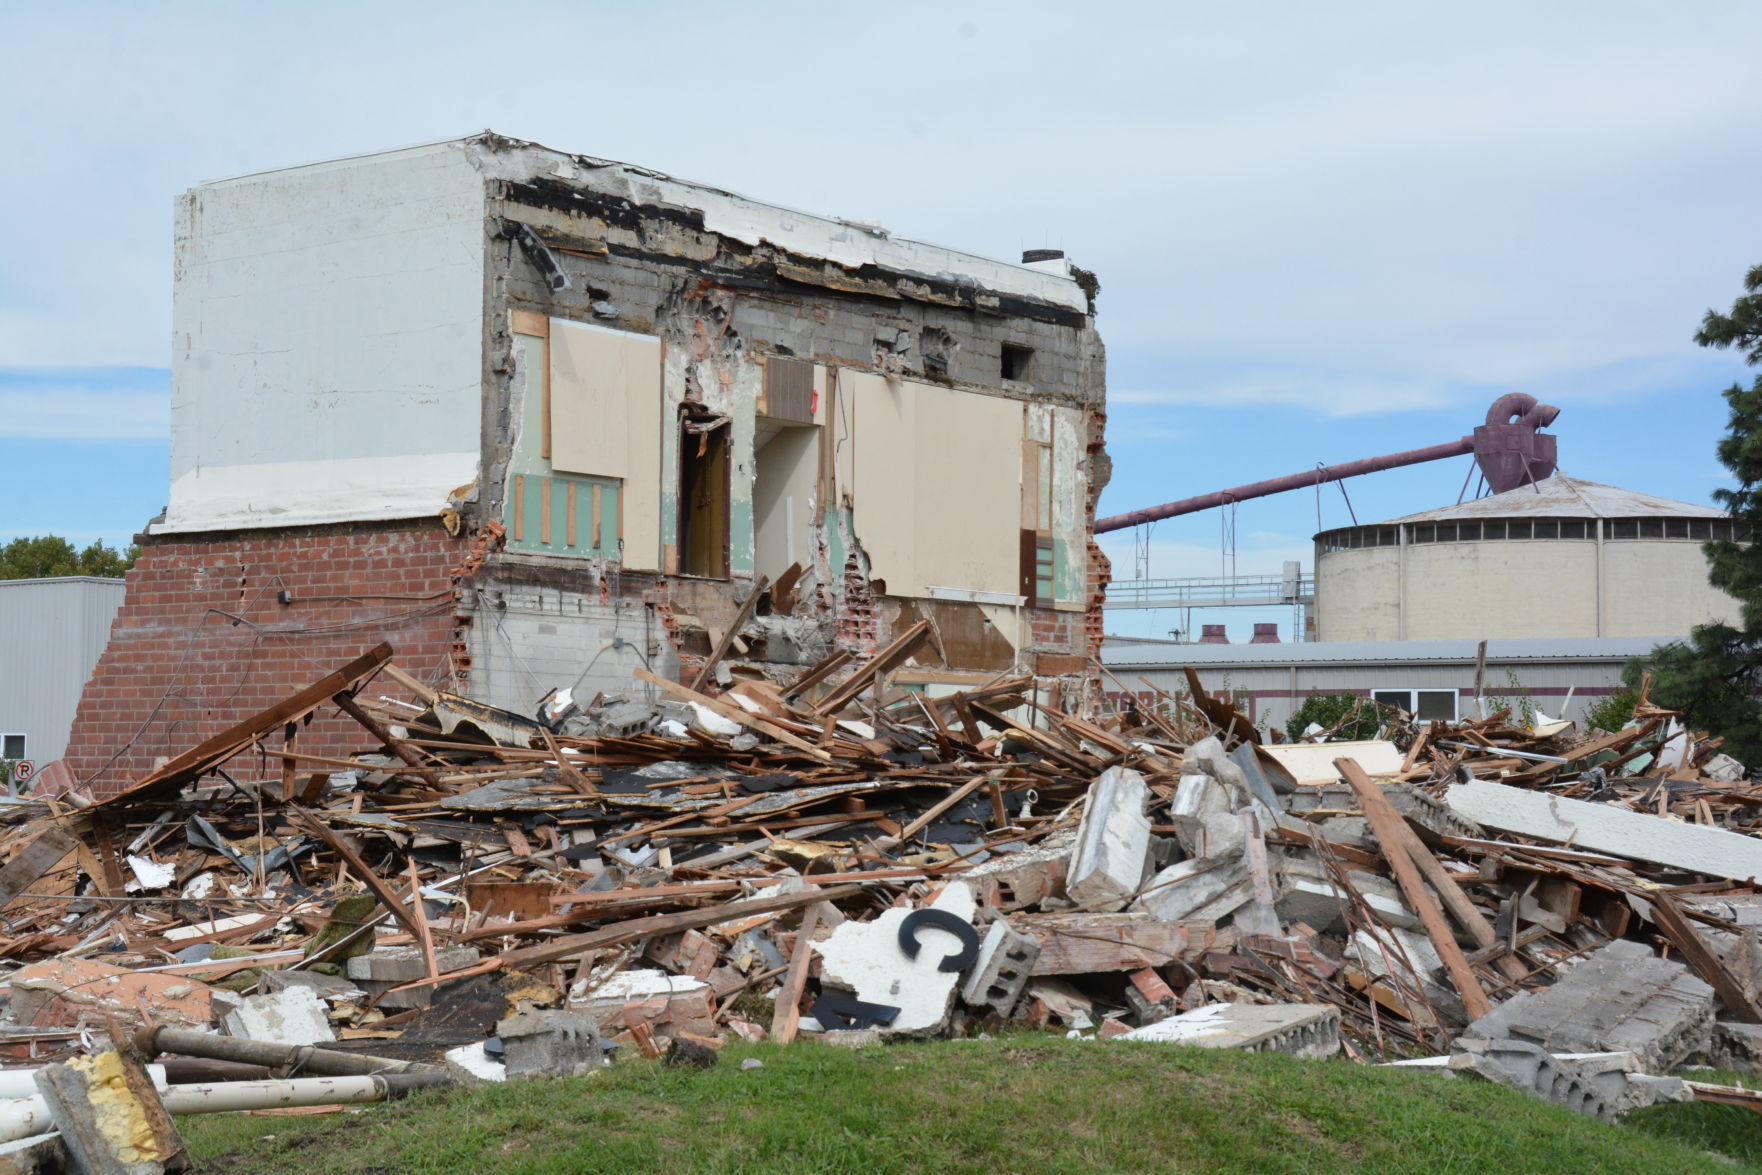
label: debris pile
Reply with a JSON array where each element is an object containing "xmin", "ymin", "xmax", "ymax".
[{"xmin": 1, "ymin": 643, "xmax": 1761, "ymax": 1169}]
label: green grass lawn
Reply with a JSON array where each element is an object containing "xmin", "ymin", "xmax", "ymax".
[{"xmin": 179, "ymin": 1037, "xmax": 1762, "ymax": 1175}]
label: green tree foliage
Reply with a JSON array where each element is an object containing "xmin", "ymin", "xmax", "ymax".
[
  {"xmin": 1285, "ymin": 693, "xmax": 1393, "ymax": 741},
  {"xmin": 0, "ymin": 535, "xmax": 137, "ymax": 581},
  {"xmin": 1642, "ymin": 267, "xmax": 1762, "ymax": 761},
  {"xmin": 1584, "ymin": 687, "xmax": 1638, "ymax": 735}
]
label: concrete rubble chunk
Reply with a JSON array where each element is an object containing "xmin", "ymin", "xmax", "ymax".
[
  {"xmin": 1459, "ymin": 939, "xmax": 1715, "ymax": 1074},
  {"xmin": 1066, "ymin": 768, "xmax": 1152, "ymax": 911},
  {"xmin": 347, "ymin": 945, "xmax": 481, "ymax": 983},
  {"xmin": 1384, "ymin": 784, "xmax": 1482, "ymax": 843},
  {"xmin": 1133, "ymin": 857, "xmax": 1248, "ymax": 924},
  {"xmin": 1273, "ymin": 853, "xmax": 1419, "ymax": 935},
  {"xmin": 814, "ymin": 883, "xmax": 977, "ymax": 1037},
  {"xmin": 495, "ymin": 1009, "xmax": 607, "ymax": 1078},
  {"xmin": 960, "ymin": 920, "xmax": 1041, "ymax": 1017},
  {"xmin": 1447, "ymin": 776, "xmax": 1762, "ymax": 882},
  {"xmin": 0, "ymin": 1133, "xmax": 68, "ymax": 1175},
  {"xmin": 222, "ymin": 985, "xmax": 335, "ymax": 1046},
  {"xmin": 1709, "ymin": 1020, "xmax": 1762, "ymax": 1073},
  {"xmin": 1347, "ymin": 925, "xmax": 1466, "ymax": 1024},
  {"xmin": 257, "ymin": 970, "xmax": 367, "ymax": 1002},
  {"xmin": 1387, "ymin": 1042, "xmax": 1686, "ymax": 1121},
  {"xmin": 1117, "ymin": 1001, "xmax": 1341, "ymax": 1059}
]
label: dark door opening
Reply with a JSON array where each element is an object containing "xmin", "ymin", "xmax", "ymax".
[{"xmin": 680, "ymin": 413, "xmax": 731, "ymax": 578}]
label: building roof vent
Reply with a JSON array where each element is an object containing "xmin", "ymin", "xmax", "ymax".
[
  {"xmin": 1199, "ymin": 624, "xmax": 1229, "ymax": 645},
  {"xmin": 1250, "ymin": 623, "xmax": 1280, "ymax": 644}
]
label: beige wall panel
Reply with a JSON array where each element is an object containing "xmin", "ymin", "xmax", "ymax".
[
  {"xmin": 911, "ymin": 384, "xmax": 1022, "ymax": 597},
  {"xmin": 549, "ymin": 319, "xmax": 662, "ymax": 569},
  {"xmin": 848, "ymin": 374, "xmax": 1023, "ymax": 598},
  {"xmin": 848, "ymin": 373, "xmax": 918, "ymax": 593},
  {"xmin": 1315, "ymin": 549, "xmax": 1401, "ymax": 641},
  {"xmin": 1603, "ymin": 543, "xmax": 1739, "ymax": 636},
  {"xmin": 1402, "ymin": 542, "xmax": 1598, "ymax": 639},
  {"xmin": 551, "ymin": 319, "xmax": 639, "ymax": 478}
]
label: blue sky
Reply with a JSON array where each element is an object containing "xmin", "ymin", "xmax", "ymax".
[{"xmin": 4, "ymin": 1, "xmax": 1760, "ymax": 637}]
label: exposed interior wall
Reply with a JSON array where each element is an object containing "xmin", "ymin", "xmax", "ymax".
[
  {"xmin": 752, "ymin": 420, "xmax": 820, "ymax": 580},
  {"xmin": 162, "ymin": 143, "xmax": 486, "ymax": 533},
  {"xmin": 460, "ymin": 557, "xmax": 680, "ymax": 716}
]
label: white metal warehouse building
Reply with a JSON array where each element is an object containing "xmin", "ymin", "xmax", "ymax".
[
  {"xmin": 1101, "ymin": 635, "xmax": 1661, "ymax": 735},
  {"xmin": 0, "ymin": 577, "xmax": 125, "ymax": 768}
]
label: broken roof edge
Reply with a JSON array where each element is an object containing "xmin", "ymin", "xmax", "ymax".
[{"xmin": 190, "ymin": 132, "xmax": 1089, "ymax": 317}]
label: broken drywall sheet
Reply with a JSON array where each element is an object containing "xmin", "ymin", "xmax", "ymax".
[{"xmin": 814, "ymin": 882, "xmax": 977, "ymax": 1037}]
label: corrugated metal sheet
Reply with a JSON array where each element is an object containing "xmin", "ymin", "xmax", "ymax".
[
  {"xmin": 1378, "ymin": 476, "xmax": 1724, "ymax": 525},
  {"xmin": 0, "ymin": 577, "xmax": 125, "ymax": 763}
]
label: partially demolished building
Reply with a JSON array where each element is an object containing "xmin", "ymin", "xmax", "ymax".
[{"xmin": 63, "ymin": 133, "xmax": 1108, "ymax": 794}]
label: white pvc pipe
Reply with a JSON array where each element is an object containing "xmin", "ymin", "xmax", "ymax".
[
  {"xmin": 0, "ymin": 1066, "xmax": 165, "ymax": 1102},
  {"xmin": 161, "ymin": 1076, "xmax": 387, "ymax": 1114},
  {"xmin": 0, "ymin": 1075, "xmax": 394, "ymax": 1144}
]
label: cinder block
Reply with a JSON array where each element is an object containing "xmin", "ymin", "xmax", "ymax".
[{"xmin": 961, "ymin": 921, "xmax": 1041, "ymax": 1017}]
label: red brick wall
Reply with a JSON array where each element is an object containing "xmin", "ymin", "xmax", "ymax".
[{"xmin": 62, "ymin": 520, "xmax": 466, "ymax": 798}]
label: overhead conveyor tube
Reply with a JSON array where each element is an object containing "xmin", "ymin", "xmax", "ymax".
[{"xmin": 1093, "ymin": 438, "xmax": 1474, "ymax": 534}]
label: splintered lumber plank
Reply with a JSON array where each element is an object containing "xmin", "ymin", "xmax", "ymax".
[
  {"xmin": 1652, "ymin": 890, "xmax": 1762, "ymax": 1024},
  {"xmin": 634, "ymin": 667, "xmax": 834, "ymax": 762},
  {"xmin": 0, "ymin": 825, "xmax": 77, "ymax": 909},
  {"xmin": 380, "ymin": 662, "xmax": 439, "ymax": 704},
  {"xmin": 810, "ymin": 621, "xmax": 931, "ymax": 717},
  {"xmin": 1336, "ymin": 756, "xmax": 1494, "ymax": 1021},
  {"xmin": 333, "ymin": 689, "xmax": 443, "ymax": 787},
  {"xmin": 770, "ymin": 902, "xmax": 821, "ymax": 1045},
  {"xmin": 1185, "ymin": 666, "xmax": 1259, "ymax": 745},
  {"xmin": 406, "ymin": 857, "xmax": 439, "ymax": 981},
  {"xmin": 1395, "ymin": 826, "xmax": 1529, "ymax": 985},
  {"xmin": 897, "ymin": 773, "xmax": 998, "ymax": 842},
  {"xmin": 785, "ymin": 649, "xmax": 854, "ymax": 701},
  {"xmin": 496, "ymin": 883, "xmax": 864, "ymax": 969},
  {"xmin": 98, "ymin": 643, "xmax": 393, "ymax": 808},
  {"xmin": 691, "ymin": 574, "xmax": 768, "ymax": 693},
  {"xmin": 288, "ymin": 805, "xmax": 426, "ymax": 943}
]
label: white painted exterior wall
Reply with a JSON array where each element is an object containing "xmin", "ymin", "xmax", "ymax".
[
  {"xmin": 1317, "ymin": 539, "xmax": 1737, "ymax": 641},
  {"xmin": 0, "ymin": 578, "xmax": 125, "ymax": 763},
  {"xmin": 160, "ymin": 142, "xmax": 487, "ymax": 533}
]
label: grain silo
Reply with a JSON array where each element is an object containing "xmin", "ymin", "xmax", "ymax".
[{"xmin": 1314, "ymin": 476, "xmax": 1744, "ymax": 641}]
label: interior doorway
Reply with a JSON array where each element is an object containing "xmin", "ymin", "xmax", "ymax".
[{"xmin": 679, "ymin": 412, "xmax": 731, "ymax": 578}]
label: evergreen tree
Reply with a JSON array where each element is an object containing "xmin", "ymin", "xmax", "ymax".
[{"xmin": 1642, "ymin": 267, "xmax": 1762, "ymax": 761}]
